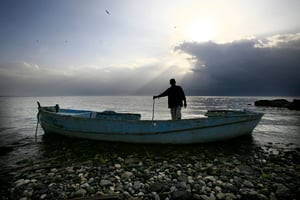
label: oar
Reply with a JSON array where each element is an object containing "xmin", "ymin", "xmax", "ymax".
[
  {"xmin": 152, "ymin": 98, "xmax": 155, "ymax": 121},
  {"xmin": 35, "ymin": 119, "xmax": 39, "ymax": 140},
  {"xmin": 35, "ymin": 102, "xmax": 41, "ymax": 140}
]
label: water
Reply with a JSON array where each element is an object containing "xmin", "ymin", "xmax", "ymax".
[{"xmin": 0, "ymin": 96, "xmax": 299, "ymax": 168}]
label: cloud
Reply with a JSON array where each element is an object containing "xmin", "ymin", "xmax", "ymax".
[
  {"xmin": 175, "ymin": 33, "xmax": 300, "ymax": 96},
  {"xmin": 0, "ymin": 59, "xmax": 174, "ymax": 96},
  {"xmin": 255, "ymin": 33, "xmax": 300, "ymax": 49}
]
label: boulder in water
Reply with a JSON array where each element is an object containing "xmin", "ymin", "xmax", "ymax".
[{"xmin": 255, "ymin": 99, "xmax": 300, "ymax": 110}]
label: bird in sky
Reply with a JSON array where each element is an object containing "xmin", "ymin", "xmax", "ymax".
[{"xmin": 106, "ymin": 9, "xmax": 110, "ymax": 15}]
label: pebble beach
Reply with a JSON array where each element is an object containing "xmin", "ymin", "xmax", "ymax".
[{"xmin": 1, "ymin": 137, "xmax": 300, "ymax": 200}]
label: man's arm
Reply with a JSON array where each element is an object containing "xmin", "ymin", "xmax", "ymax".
[
  {"xmin": 183, "ymin": 98, "xmax": 187, "ymax": 108},
  {"xmin": 153, "ymin": 89, "xmax": 169, "ymax": 99}
]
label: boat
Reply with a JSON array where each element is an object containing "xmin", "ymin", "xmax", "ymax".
[{"xmin": 37, "ymin": 102, "xmax": 263, "ymax": 144}]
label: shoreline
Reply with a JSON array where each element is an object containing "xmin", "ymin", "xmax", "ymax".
[{"xmin": 1, "ymin": 140, "xmax": 300, "ymax": 200}]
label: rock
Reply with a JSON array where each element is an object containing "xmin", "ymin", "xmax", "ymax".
[
  {"xmin": 136, "ymin": 191, "xmax": 144, "ymax": 196},
  {"xmin": 199, "ymin": 195, "xmax": 211, "ymax": 200},
  {"xmin": 171, "ymin": 190, "xmax": 191, "ymax": 200},
  {"xmin": 178, "ymin": 174, "xmax": 187, "ymax": 182},
  {"xmin": 223, "ymin": 183, "xmax": 238, "ymax": 193},
  {"xmin": 34, "ymin": 183, "xmax": 47, "ymax": 190},
  {"xmin": 74, "ymin": 188, "xmax": 87, "ymax": 197},
  {"xmin": 255, "ymin": 99, "xmax": 289, "ymax": 107},
  {"xmin": 114, "ymin": 164, "xmax": 122, "ymax": 169},
  {"xmin": 187, "ymin": 176, "xmax": 194, "ymax": 184},
  {"xmin": 193, "ymin": 193, "xmax": 201, "ymax": 200},
  {"xmin": 237, "ymin": 165, "xmax": 254, "ymax": 175},
  {"xmin": 18, "ymin": 179, "xmax": 31, "ymax": 187},
  {"xmin": 215, "ymin": 186, "xmax": 222, "ymax": 192},
  {"xmin": 224, "ymin": 193, "xmax": 237, "ymax": 200},
  {"xmin": 254, "ymin": 99, "xmax": 300, "ymax": 110},
  {"xmin": 50, "ymin": 168, "xmax": 58, "ymax": 173},
  {"xmin": 269, "ymin": 99, "xmax": 290, "ymax": 107},
  {"xmin": 176, "ymin": 181, "xmax": 187, "ymax": 189},
  {"xmin": 287, "ymin": 99, "xmax": 300, "ymax": 110},
  {"xmin": 198, "ymin": 180, "xmax": 206, "ymax": 187},
  {"xmin": 216, "ymin": 192, "xmax": 226, "ymax": 199},
  {"xmin": 204, "ymin": 176, "xmax": 216, "ymax": 182},
  {"xmin": 274, "ymin": 183, "xmax": 291, "ymax": 198},
  {"xmin": 100, "ymin": 179, "xmax": 113, "ymax": 187},
  {"xmin": 65, "ymin": 166, "xmax": 74, "ymax": 173},
  {"xmin": 176, "ymin": 170, "xmax": 182, "ymax": 176},
  {"xmin": 240, "ymin": 188, "xmax": 260, "ymax": 200},
  {"xmin": 122, "ymin": 171, "xmax": 133, "ymax": 180},
  {"xmin": 209, "ymin": 193, "xmax": 216, "ymax": 200},
  {"xmin": 133, "ymin": 181, "xmax": 142, "ymax": 190},
  {"xmin": 243, "ymin": 180, "xmax": 254, "ymax": 188},
  {"xmin": 152, "ymin": 192, "xmax": 160, "ymax": 200},
  {"xmin": 0, "ymin": 146, "xmax": 14, "ymax": 156},
  {"xmin": 255, "ymin": 100, "xmax": 270, "ymax": 107},
  {"xmin": 81, "ymin": 182, "xmax": 90, "ymax": 188},
  {"xmin": 124, "ymin": 158, "xmax": 140, "ymax": 165},
  {"xmin": 296, "ymin": 187, "xmax": 300, "ymax": 199},
  {"xmin": 149, "ymin": 183, "xmax": 165, "ymax": 193},
  {"xmin": 257, "ymin": 194, "xmax": 268, "ymax": 200}
]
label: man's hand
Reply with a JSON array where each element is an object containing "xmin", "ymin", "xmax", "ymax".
[{"xmin": 184, "ymin": 102, "xmax": 187, "ymax": 108}]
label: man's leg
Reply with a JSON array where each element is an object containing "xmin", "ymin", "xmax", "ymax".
[
  {"xmin": 170, "ymin": 107, "xmax": 177, "ymax": 120},
  {"xmin": 175, "ymin": 106, "xmax": 182, "ymax": 119},
  {"xmin": 170, "ymin": 106, "xmax": 182, "ymax": 120}
]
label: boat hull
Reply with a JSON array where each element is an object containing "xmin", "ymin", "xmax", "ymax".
[{"xmin": 38, "ymin": 108, "xmax": 263, "ymax": 144}]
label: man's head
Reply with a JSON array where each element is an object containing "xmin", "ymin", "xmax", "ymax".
[{"xmin": 170, "ymin": 78, "xmax": 176, "ymax": 86}]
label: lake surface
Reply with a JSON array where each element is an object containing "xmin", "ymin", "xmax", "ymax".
[{"xmin": 0, "ymin": 96, "xmax": 299, "ymax": 167}]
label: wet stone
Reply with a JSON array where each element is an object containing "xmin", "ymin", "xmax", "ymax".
[
  {"xmin": 171, "ymin": 190, "xmax": 192, "ymax": 200},
  {"xmin": 100, "ymin": 179, "xmax": 113, "ymax": 187}
]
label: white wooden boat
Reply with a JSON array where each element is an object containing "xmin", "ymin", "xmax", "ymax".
[{"xmin": 37, "ymin": 103, "xmax": 263, "ymax": 144}]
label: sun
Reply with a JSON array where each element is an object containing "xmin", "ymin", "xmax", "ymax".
[{"xmin": 185, "ymin": 18, "xmax": 218, "ymax": 42}]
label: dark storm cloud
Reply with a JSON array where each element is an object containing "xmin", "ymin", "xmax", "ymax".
[{"xmin": 175, "ymin": 33, "xmax": 300, "ymax": 96}]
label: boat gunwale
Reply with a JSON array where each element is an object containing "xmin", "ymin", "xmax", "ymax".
[
  {"xmin": 39, "ymin": 107, "xmax": 263, "ymax": 123},
  {"xmin": 39, "ymin": 109, "xmax": 263, "ymax": 136}
]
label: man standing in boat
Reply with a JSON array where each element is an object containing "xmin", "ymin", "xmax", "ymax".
[{"xmin": 153, "ymin": 78, "xmax": 187, "ymax": 120}]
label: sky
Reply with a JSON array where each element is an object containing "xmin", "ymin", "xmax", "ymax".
[{"xmin": 0, "ymin": 0, "xmax": 300, "ymax": 96}]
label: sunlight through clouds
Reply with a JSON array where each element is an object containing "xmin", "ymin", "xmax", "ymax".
[{"xmin": 165, "ymin": 51, "xmax": 195, "ymax": 75}]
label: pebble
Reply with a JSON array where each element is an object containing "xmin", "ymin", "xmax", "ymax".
[
  {"xmin": 74, "ymin": 188, "xmax": 87, "ymax": 197},
  {"xmin": 114, "ymin": 163, "xmax": 122, "ymax": 169},
  {"xmin": 4, "ymin": 145, "xmax": 300, "ymax": 200},
  {"xmin": 122, "ymin": 171, "xmax": 133, "ymax": 180},
  {"xmin": 243, "ymin": 180, "xmax": 254, "ymax": 188},
  {"xmin": 100, "ymin": 179, "xmax": 113, "ymax": 187}
]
